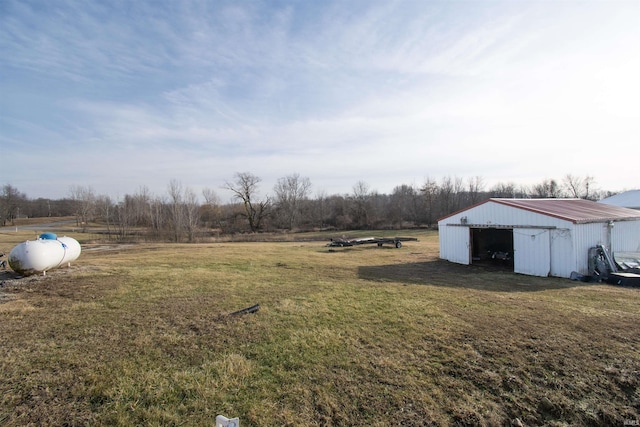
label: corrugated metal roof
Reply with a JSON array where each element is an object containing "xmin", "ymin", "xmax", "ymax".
[
  {"xmin": 490, "ymin": 198, "xmax": 640, "ymax": 224},
  {"xmin": 438, "ymin": 198, "xmax": 640, "ymax": 224}
]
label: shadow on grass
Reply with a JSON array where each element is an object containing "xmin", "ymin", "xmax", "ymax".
[
  {"xmin": 0, "ymin": 270, "xmax": 23, "ymax": 281},
  {"xmin": 358, "ymin": 259, "xmax": 598, "ymax": 292}
]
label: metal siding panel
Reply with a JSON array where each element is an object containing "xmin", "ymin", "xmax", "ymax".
[
  {"xmin": 568, "ymin": 220, "xmax": 640, "ymax": 275},
  {"xmin": 572, "ymin": 223, "xmax": 608, "ymax": 275},
  {"xmin": 514, "ymin": 228, "xmax": 550, "ymax": 277},
  {"xmin": 550, "ymin": 228, "xmax": 574, "ymax": 278},
  {"xmin": 439, "ymin": 225, "xmax": 470, "ymax": 264},
  {"xmin": 612, "ymin": 220, "xmax": 640, "ymax": 252}
]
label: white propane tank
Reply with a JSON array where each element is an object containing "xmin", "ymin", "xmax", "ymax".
[
  {"xmin": 57, "ymin": 236, "xmax": 82, "ymax": 267},
  {"xmin": 8, "ymin": 233, "xmax": 81, "ymax": 276}
]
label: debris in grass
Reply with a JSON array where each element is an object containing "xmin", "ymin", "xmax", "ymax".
[{"xmin": 230, "ymin": 303, "xmax": 260, "ymax": 316}]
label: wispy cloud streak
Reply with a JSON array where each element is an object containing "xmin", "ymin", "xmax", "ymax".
[{"xmin": 1, "ymin": 0, "xmax": 638, "ymax": 199}]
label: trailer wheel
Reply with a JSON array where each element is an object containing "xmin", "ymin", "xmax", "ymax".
[{"xmin": 395, "ymin": 241, "xmax": 402, "ymax": 248}]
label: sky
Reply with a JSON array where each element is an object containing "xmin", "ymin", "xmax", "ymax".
[{"xmin": 1, "ymin": 0, "xmax": 639, "ymax": 203}]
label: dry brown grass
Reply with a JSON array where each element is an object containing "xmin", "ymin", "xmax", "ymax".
[{"xmin": 0, "ymin": 228, "xmax": 638, "ymax": 426}]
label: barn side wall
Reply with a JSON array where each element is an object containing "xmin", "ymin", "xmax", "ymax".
[
  {"xmin": 612, "ymin": 220, "xmax": 640, "ymax": 253},
  {"xmin": 573, "ymin": 223, "xmax": 607, "ymax": 275},
  {"xmin": 573, "ymin": 220, "xmax": 640, "ymax": 275}
]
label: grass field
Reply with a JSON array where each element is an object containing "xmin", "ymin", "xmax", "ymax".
[{"xmin": 0, "ymin": 229, "xmax": 638, "ymax": 426}]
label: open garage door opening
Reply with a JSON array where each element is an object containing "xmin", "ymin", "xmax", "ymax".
[{"xmin": 471, "ymin": 228, "xmax": 514, "ymax": 269}]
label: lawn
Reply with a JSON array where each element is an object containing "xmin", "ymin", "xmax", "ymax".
[{"xmin": 0, "ymin": 229, "xmax": 638, "ymax": 426}]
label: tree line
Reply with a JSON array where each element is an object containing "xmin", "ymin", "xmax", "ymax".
[{"xmin": 0, "ymin": 174, "xmax": 616, "ymax": 241}]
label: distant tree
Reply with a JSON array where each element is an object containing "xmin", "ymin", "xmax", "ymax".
[
  {"xmin": 437, "ymin": 176, "xmax": 464, "ymax": 217},
  {"xmin": 0, "ymin": 184, "xmax": 27, "ymax": 226},
  {"xmin": 114, "ymin": 187, "xmax": 159, "ymax": 239},
  {"xmin": 309, "ymin": 190, "xmax": 329, "ymax": 229},
  {"xmin": 467, "ymin": 176, "xmax": 485, "ymax": 205},
  {"xmin": 350, "ymin": 181, "xmax": 372, "ymax": 229},
  {"xmin": 114, "ymin": 195, "xmax": 136, "ymax": 239},
  {"xmin": 69, "ymin": 185, "xmax": 96, "ymax": 232},
  {"xmin": 183, "ymin": 187, "xmax": 200, "ymax": 242},
  {"xmin": 490, "ymin": 182, "xmax": 517, "ymax": 198},
  {"xmin": 563, "ymin": 174, "xmax": 597, "ymax": 200},
  {"xmin": 273, "ymin": 173, "xmax": 312, "ymax": 230},
  {"xmin": 367, "ymin": 191, "xmax": 386, "ymax": 228},
  {"xmin": 3, "ymin": 173, "xmax": 627, "ymax": 238},
  {"xmin": 29, "ymin": 198, "xmax": 54, "ymax": 218},
  {"xmin": 531, "ymin": 179, "xmax": 562, "ymax": 198},
  {"xmin": 327, "ymin": 194, "xmax": 351, "ymax": 230},
  {"xmin": 389, "ymin": 184, "xmax": 421, "ymax": 228},
  {"xmin": 167, "ymin": 180, "xmax": 186, "ymax": 242},
  {"xmin": 202, "ymin": 187, "xmax": 222, "ymax": 229},
  {"xmin": 114, "ymin": 189, "xmax": 147, "ymax": 239},
  {"xmin": 130, "ymin": 186, "xmax": 153, "ymax": 227},
  {"xmin": 148, "ymin": 196, "xmax": 166, "ymax": 238},
  {"xmin": 95, "ymin": 195, "xmax": 114, "ymax": 235},
  {"xmin": 224, "ymin": 172, "xmax": 270, "ymax": 232},
  {"xmin": 420, "ymin": 177, "xmax": 439, "ymax": 227}
]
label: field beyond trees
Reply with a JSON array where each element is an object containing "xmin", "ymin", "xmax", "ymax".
[{"xmin": 0, "ymin": 229, "xmax": 638, "ymax": 426}]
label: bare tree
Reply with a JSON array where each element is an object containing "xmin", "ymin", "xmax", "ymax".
[
  {"xmin": 95, "ymin": 195, "xmax": 114, "ymax": 236},
  {"xmin": 438, "ymin": 176, "xmax": 464, "ymax": 217},
  {"xmin": 224, "ymin": 172, "xmax": 270, "ymax": 232},
  {"xmin": 148, "ymin": 195, "xmax": 166, "ymax": 238},
  {"xmin": 531, "ymin": 179, "xmax": 563, "ymax": 198},
  {"xmin": 420, "ymin": 177, "xmax": 439, "ymax": 227},
  {"xmin": 490, "ymin": 182, "xmax": 529, "ymax": 198},
  {"xmin": 0, "ymin": 184, "xmax": 27, "ymax": 226},
  {"xmin": 69, "ymin": 185, "xmax": 96, "ymax": 232},
  {"xmin": 273, "ymin": 173, "xmax": 312, "ymax": 230},
  {"xmin": 310, "ymin": 190, "xmax": 329, "ymax": 229},
  {"xmin": 202, "ymin": 187, "xmax": 222, "ymax": 229},
  {"xmin": 203, "ymin": 188, "xmax": 219, "ymax": 205},
  {"xmin": 324, "ymin": 194, "xmax": 351, "ymax": 230},
  {"xmin": 389, "ymin": 184, "xmax": 421, "ymax": 228},
  {"xmin": 167, "ymin": 180, "xmax": 185, "ymax": 242},
  {"xmin": 490, "ymin": 182, "xmax": 516, "ymax": 198},
  {"xmin": 165, "ymin": 180, "xmax": 201, "ymax": 242},
  {"xmin": 114, "ymin": 195, "xmax": 136, "ymax": 239},
  {"xmin": 467, "ymin": 176, "xmax": 485, "ymax": 204},
  {"xmin": 563, "ymin": 174, "xmax": 597, "ymax": 200},
  {"xmin": 350, "ymin": 181, "xmax": 372, "ymax": 229},
  {"xmin": 183, "ymin": 187, "xmax": 201, "ymax": 242},
  {"xmin": 132, "ymin": 186, "xmax": 152, "ymax": 227}
]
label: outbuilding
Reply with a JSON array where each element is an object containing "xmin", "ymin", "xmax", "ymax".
[
  {"xmin": 438, "ymin": 198, "xmax": 640, "ymax": 278},
  {"xmin": 599, "ymin": 189, "xmax": 640, "ymax": 210}
]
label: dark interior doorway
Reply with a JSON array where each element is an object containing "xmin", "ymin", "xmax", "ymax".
[{"xmin": 471, "ymin": 228, "xmax": 514, "ymax": 267}]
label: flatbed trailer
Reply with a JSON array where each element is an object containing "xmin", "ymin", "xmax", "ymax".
[{"xmin": 327, "ymin": 237, "xmax": 418, "ymax": 248}]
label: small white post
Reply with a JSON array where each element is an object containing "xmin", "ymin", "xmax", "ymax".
[{"xmin": 216, "ymin": 415, "xmax": 239, "ymax": 427}]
